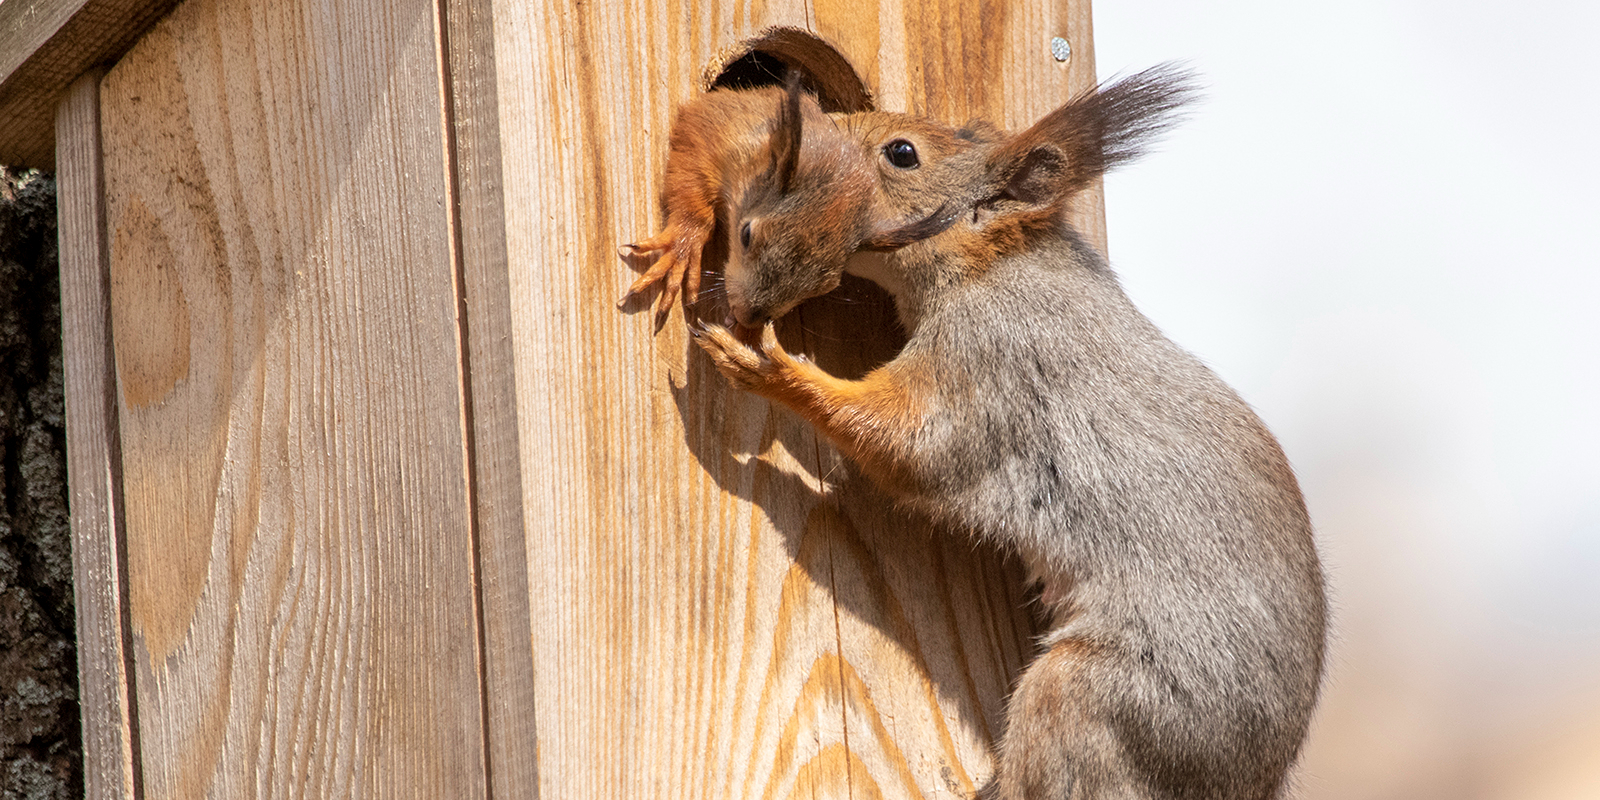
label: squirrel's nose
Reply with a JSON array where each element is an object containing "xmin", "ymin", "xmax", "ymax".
[{"xmin": 731, "ymin": 304, "xmax": 769, "ymax": 329}]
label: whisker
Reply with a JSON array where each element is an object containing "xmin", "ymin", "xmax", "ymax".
[{"xmin": 821, "ymin": 456, "xmax": 847, "ymax": 486}]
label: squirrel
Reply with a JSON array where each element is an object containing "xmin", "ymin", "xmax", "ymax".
[
  {"xmin": 681, "ymin": 65, "xmax": 1328, "ymax": 800},
  {"xmin": 617, "ymin": 80, "xmax": 869, "ymax": 323},
  {"xmin": 620, "ymin": 76, "xmax": 952, "ymax": 325}
]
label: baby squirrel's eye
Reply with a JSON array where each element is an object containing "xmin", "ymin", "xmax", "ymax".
[
  {"xmin": 739, "ymin": 220, "xmax": 753, "ymax": 250},
  {"xmin": 884, "ymin": 139, "xmax": 920, "ymax": 169}
]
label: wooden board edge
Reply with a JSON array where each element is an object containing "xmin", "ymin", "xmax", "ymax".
[
  {"xmin": 0, "ymin": 0, "xmax": 179, "ymax": 168},
  {"xmin": 1063, "ymin": 0, "xmax": 1108, "ymax": 257},
  {"xmin": 439, "ymin": 0, "xmax": 541, "ymax": 795},
  {"xmin": 54, "ymin": 69, "xmax": 142, "ymax": 800}
]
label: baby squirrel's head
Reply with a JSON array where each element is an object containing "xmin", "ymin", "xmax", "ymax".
[{"xmin": 722, "ymin": 80, "xmax": 875, "ymax": 328}]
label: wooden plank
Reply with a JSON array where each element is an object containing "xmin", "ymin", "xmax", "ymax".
[
  {"xmin": 56, "ymin": 68, "xmax": 141, "ymax": 800},
  {"xmin": 0, "ymin": 0, "xmax": 179, "ymax": 168},
  {"xmin": 95, "ymin": 0, "xmax": 488, "ymax": 795},
  {"xmin": 440, "ymin": 0, "xmax": 541, "ymax": 795},
  {"xmin": 489, "ymin": 0, "xmax": 1097, "ymax": 796}
]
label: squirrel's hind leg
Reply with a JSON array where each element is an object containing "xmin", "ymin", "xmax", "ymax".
[{"xmin": 992, "ymin": 640, "xmax": 1150, "ymax": 800}]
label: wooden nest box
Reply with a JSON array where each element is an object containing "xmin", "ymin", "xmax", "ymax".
[{"xmin": 1, "ymin": 0, "xmax": 1103, "ymax": 796}]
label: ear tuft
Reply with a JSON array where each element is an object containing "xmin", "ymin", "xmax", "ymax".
[
  {"xmin": 768, "ymin": 70, "xmax": 805, "ymax": 195},
  {"xmin": 999, "ymin": 146, "xmax": 1068, "ymax": 206},
  {"xmin": 984, "ymin": 62, "xmax": 1198, "ymax": 209}
]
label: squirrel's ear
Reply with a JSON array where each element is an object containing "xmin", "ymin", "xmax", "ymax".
[
  {"xmin": 987, "ymin": 141, "xmax": 1072, "ymax": 208},
  {"xmin": 767, "ymin": 71, "xmax": 804, "ymax": 195},
  {"xmin": 982, "ymin": 63, "xmax": 1198, "ymax": 209}
]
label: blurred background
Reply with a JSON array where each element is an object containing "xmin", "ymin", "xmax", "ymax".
[{"xmin": 1093, "ymin": 1, "xmax": 1600, "ymax": 798}]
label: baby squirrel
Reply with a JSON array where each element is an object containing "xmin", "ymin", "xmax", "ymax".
[
  {"xmin": 620, "ymin": 76, "xmax": 952, "ymax": 323},
  {"xmin": 641, "ymin": 67, "xmax": 1328, "ymax": 799}
]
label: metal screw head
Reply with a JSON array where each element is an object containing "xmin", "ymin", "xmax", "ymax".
[{"xmin": 1050, "ymin": 36, "xmax": 1072, "ymax": 63}]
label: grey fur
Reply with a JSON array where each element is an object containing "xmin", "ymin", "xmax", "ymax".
[{"xmin": 849, "ymin": 226, "xmax": 1324, "ymax": 800}]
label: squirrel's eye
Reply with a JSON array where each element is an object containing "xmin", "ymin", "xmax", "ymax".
[
  {"xmin": 884, "ymin": 139, "xmax": 919, "ymax": 169},
  {"xmin": 739, "ymin": 220, "xmax": 753, "ymax": 250}
]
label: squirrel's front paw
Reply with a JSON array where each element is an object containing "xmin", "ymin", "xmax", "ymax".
[
  {"xmin": 690, "ymin": 321, "xmax": 796, "ymax": 395},
  {"xmin": 618, "ymin": 222, "xmax": 709, "ymax": 319}
]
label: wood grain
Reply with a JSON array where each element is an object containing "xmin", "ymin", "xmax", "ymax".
[
  {"xmin": 487, "ymin": 1, "xmax": 1097, "ymax": 796},
  {"xmin": 96, "ymin": 0, "xmax": 487, "ymax": 795},
  {"xmin": 56, "ymin": 68, "xmax": 141, "ymax": 800},
  {"xmin": 74, "ymin": 0, "xmax": 1103, "ymax": 795},
  {"xmin": 441, "ymin": 0, "xmax": 542, "ymax": 795},
  {"xmin": 0, "ymin": 0, "xmax": 180, "ymax": 168}
]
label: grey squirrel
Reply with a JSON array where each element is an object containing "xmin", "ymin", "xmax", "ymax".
[{"xmin": 631, "ymin": 66, "xmax": 1327, "ymax": 800}]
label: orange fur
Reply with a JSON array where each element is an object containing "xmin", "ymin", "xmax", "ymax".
[{"xmin": 620, "ymin": 87, "xmax": 814, "ymax": 319}]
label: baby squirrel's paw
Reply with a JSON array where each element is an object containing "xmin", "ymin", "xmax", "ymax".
[
  {"xmin": 689, "ymin": 321, "xmax": 799, "ymax": 396},
  {"xmin": 619, "ymin": 221, "xmax": 709, "ymax": 321}
]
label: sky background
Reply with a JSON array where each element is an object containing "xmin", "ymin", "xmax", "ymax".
[{"xmin": 1092, "ymin": 2, "xmax": 1600, "ymax": 798}]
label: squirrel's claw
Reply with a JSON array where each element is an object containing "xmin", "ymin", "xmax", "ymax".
[
  {"xmin": 624, "ymin": 228, "xmax": 675, "ymax": 256},
  {"xmin": 758, "ymin": 323, "xmax": 782, "ymax": 356},
  {"xmin": 618, "ymin": 226, "xmax": 707, "ymax": 319},
  {"xmin": 620, "ymin": 250, "xmax": 675, "ymax": 305}
]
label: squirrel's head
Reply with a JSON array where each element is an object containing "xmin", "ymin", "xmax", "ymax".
[
  {"xmin": 858, "ymin": 64, "xmax": 1199, "ymax": 267},
  {"xmin": 722, "ymin": 76, "xmax": 876, "ymax": 329},
  {"xmin": 721, "ymin": 77, "xmax": 1000, "ymax": 327}
]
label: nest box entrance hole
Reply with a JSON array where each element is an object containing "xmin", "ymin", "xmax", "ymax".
[{"xmin": 705, "ymin": 28, "xmax": 873, "ymax": 113}]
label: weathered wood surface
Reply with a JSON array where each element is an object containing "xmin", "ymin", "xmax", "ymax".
[
  {"xmin": 0, "ymin": 0, "xmax": 180, "ymax": 167},
  {"xmin": 442, "ymin": 0, "xmax": 543, "ymax": 794},
  {"xmin": 67, "ymin": 0, "xmax": 1105, "ymax": 795},
  {"xmin": 96, "ymin": 0, "xmax": 488, "ymax": 795},
  {"xmin": 57, "ymin": 69, "xmax": 140, "ymax": 800},
  {"xmin": 491, "ymin": 0, "xmax": 1099, "ymax": 796}
]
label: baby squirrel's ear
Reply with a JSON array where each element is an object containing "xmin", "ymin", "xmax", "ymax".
[
  {"xmin": 984, "ymin": 63, "xmax": 1198, "ymax": 210},
  {"xmin": 765, "ymin": 71, "xmax": 805, "ymax": 196}
]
